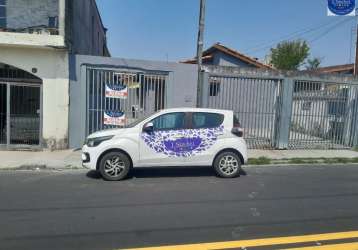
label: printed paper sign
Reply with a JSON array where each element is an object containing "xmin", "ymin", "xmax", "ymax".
[
  {"xmin": 103, "ymin": 111, "xmax": 126, "ymax": 126},
  {"xmin": 328, "ymin": 0, "xmax": 355, "ymax": 16},
  {"xmin": 105, "ymin": 83, "xmax": 128, "ymax": 99}
]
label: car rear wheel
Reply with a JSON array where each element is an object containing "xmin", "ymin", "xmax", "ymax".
[
  {"xmin": 213, "ymin": 151, "xmax": 241, "ymax": 178},
  {"xmin": 99, "ymin": 152, "xmax": 131, "ymax": 181}
]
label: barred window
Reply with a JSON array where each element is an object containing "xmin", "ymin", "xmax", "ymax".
[
  {"xmin": 209, "ymin": 82, "xmax": 221, "ymax": 96},
  {"xmin": 0, "ymin": 0, "xmax": 5, "ymax": 29}
]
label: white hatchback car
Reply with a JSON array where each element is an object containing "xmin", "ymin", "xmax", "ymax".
[{"xmin": 82, "ymin": 108, "xmax": 248, "ymax": 181}]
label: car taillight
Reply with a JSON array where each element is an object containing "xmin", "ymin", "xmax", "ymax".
[{"xmin": 232, "ymin": 122, "xmax": 244, "ymax": 137}]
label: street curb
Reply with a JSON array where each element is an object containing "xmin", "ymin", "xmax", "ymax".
[
  {"xmin": 1, "ymin": 163, "xmax": 358, "ymax": 171},
  {"xmin": 245, "ymin": 163, "xmax": 358, "ymax": 168},
  {"xmin": 0, "ymin": 165, "xmax": 85, "ymax": 171}
]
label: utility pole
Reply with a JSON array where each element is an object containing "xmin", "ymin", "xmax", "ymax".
[
  {"xmin": 355, "ymin": 21, "xmax": 358, "ymax": 75},
  {"xmin": 196, "ymin": 0, "xmax": 206, "ymax": 107},
  {"xmin": 355, "ymin": 7, "xmax": 358, "ymax": 75}
]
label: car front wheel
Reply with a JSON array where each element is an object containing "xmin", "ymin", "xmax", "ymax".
[
  {"xmin": 213, "ymin": 151, "xmax": 242, "ymax": 178},
  {"xmin": 99, "ymin": 151, "xmax": 131, "ymax": 181}
]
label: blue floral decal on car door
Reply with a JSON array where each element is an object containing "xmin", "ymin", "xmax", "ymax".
[{"xmin": 141, "ymin": 126, "xmax": 224, "ymax": 157}]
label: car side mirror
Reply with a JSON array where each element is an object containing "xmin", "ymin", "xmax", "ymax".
[{"xmin": 143, "ymin": 122, "xmax": 154, "ymax": 133}]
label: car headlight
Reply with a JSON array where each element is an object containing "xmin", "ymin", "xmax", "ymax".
[{"xmin": 86, "ymin": 135, "xmax": 114, "ymax": 147}]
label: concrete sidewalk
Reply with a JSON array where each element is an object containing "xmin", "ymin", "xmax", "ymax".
[
  {"xmin": 0, "ymin": 150, "xmax": 82, "ymax": 170},
  {"xmin": 0, "ymin": 149, "xmax": 358, "ymax": 170}
]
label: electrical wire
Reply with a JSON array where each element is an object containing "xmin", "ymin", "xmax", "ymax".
[
  {"xmin": 242, "ymin": 20, "xmax": 335, "ymax": 51},
  {"xmin": 243, "ymin": 18, "xmax": 350, "ymax": 55},
  {"xmin": 308, "ymin": 18, "xmax": 353, "ymax": 43}
]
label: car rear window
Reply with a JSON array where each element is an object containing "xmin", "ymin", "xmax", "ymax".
[
  {"xmin": 233, "ymin": 114, "xmax": 240, "ymax": 127},
  {"xmin": 192, "ymin": 112, "xmax": 224, "ymax": 129}
]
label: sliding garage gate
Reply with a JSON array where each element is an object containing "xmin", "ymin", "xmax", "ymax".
[
  {"xmin": 86, "ymin": 67, "xmax": 168, "ymax": 135},
  {"xmin": 203, "ymin": 72, "xmax": 358, "ymax": 149},
  {"xmin": 205, "ymin": 75, "xmax": 282, "ymax": 149},
  {"xmin": 290, "ymin": 80, "xmax": 358, "ymax": 149}
]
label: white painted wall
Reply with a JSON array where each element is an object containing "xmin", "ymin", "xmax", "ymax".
[
  {"xmin": 0, "ymin": 46, "xmax": 69, "ymax": 149},
  {"xmin": 0, "ymin": 32, "xmax": 65, "ymax": 48}
]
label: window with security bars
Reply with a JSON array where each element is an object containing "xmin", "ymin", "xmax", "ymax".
[
  {"xmin": 209, "ymin": 82, "xmax": 221, "ymax": 96},
  {"xmin": 0, "ymin": 0, "xmax": 6, "ymax": 29},
  {"xmin": 0, "ymin": 64, "xmax": 39, "ymax": 80},
  {"xmin": 294, "ymin": 81, "xmax": 322, "ymax": 92}
]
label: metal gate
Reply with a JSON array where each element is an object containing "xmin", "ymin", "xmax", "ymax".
[
  {"xmin": 0, "ymin": 82, "xmax": 41, "ymax": 148},
  {"xmin": 0, "ymin": 83, "xmax": 6, "ymax": 145},
  {"xmin": 202, "ymin": 68, "xmax": 358, "ymax": 150},
  {"xmin": 86, "ymin": 67, "xmax": 167, "ymax": 135},
  {"xmin": 204, "ymin": 75, "xmax": 283, "ymax": 149},
  {"xmin": 289, "ymin": 80, "xmax": 358, "ymax": 149}
]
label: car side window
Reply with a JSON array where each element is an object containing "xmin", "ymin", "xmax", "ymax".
[
  {"xmin": 233, "ymin": 114, "xmax": 241, "ymax": 126},
  {"xmin": 151, "ymin": 112, "xmax": 186, "ymax": 131},
  {"xmin": 192, "ymin": 112, "xmax": 224, "ymax": 129}
]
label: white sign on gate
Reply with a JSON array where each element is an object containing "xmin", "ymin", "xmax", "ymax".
[
  {"xmin": 103, "ymin": 111, "xmax": 126, "ymax": 126},
  {"xmin": 105, "ymin": 83, "xmax": 128, "ymax": 99}
]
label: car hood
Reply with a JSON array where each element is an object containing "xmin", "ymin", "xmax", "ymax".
[{"xmin": 87, "ymin": 128, "xmax": 134, "ymax": 139}]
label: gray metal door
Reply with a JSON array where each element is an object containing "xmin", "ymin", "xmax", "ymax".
[
  {"xmin": 0, "ymin": 82, "xmax": 41, "ymax": 147},
  {"xmin": 86, "ymin": 68, "xmax": 167, "ymax": 135},
  {"xmin": 10, "ymin": 84, "xmax": 41, "ymax": 146},
  {"xmin": 0, "ymin": 83, "xmax": 6, "ymax": 145},
  {"xmin": 204, "ymin": 75, "xmax": 282, "ymax": 149}
]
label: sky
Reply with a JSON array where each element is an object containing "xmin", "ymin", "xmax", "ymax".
[{"xmin": 96, "ymin": 0, "xmax": 356, "ymax": 67}]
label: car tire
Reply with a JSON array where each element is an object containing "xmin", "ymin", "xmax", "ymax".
[
  {"xmin": 99, "ymin": 151, "xmax": 131, "ymax": 181},
  {"xmin": 213, "ymin": 151, "xmax": 242, "ymax": 178}
]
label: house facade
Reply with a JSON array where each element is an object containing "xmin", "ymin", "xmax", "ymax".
[
  {"xmin": 314, "ymin": 64, "xmax": 354, "ymax": 75},
  {"xmin": 182, "ymin": 43, "xmax": 271, "ymax": 69},
  {"xmin": 0, "ymin": 0, "xmax": 109, "ymax": 150}
]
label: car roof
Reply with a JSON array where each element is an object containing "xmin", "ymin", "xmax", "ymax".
[{"xmin": 158, "ymin": 108, "xmax": 232, "ymax": 114}]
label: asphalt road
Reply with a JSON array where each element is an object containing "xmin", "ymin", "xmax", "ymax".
[{"xmin": 0, "ymin": 165, "xmax": 358, "ymax": 250}]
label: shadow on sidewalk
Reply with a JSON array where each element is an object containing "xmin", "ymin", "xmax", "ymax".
[{"xmin": 86, "ymin": 167, "xmax": 247, "ymax": 180}]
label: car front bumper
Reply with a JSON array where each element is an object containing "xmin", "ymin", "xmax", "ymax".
[{"xmin": 82, "ymin": 145, "xmax": 98, "ymax": 170}]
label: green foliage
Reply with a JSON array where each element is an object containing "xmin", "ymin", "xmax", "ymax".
[
  {"xmin": 288, "ymin": 158, "xmax": 319, "ymax": 164},
  {"xmin": 270, "ymin": 40, "xmax": 310, "ymax": 70},
  {"xmin": 248, "ymin": 157, "xmax": 271, "ymax": 165},
  {"xmin": 323, "ymin": 158, "xmax": 350, "ymax": 164},
  {"xmin": 248, "ymin": 157, "xmax": 358, "ymax": 166},
  {"xmin": 306, "ymin": 57, "xmax": 322, "ymax": 70},
  {"xmin": 352, "ymin": 157, "xmax": 358, "ymax": 163}
]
